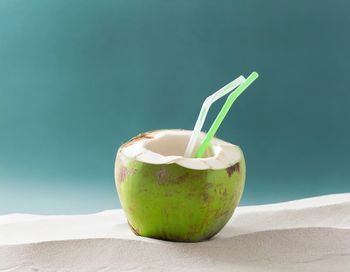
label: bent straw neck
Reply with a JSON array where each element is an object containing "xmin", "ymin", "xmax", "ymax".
[
  {"xmin": 183, "ymin": 76, "xmax": 246, "ymax": 158},
  {"xmin": 195, "ymin": 72, "xmax": 259, "ymax": 158}
]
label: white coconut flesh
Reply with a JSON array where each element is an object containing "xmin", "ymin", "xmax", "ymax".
[{"xmin": 119, "ymin": 129, "xmax": 242, "ymax": 170}]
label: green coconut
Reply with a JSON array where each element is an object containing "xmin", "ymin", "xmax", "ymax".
[{"xmin": 115, "ymin": 129, "xmax": 245, "ymax": 242}]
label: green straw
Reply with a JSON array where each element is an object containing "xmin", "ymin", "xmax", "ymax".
[{"xmin": 195, "ymin": 72, "xmax": 259, "ymax": 158}]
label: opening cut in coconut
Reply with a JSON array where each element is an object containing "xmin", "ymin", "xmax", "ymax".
[
  {"xmin": 119, "ymin": 129, "xmax": 242, "ymax": 170},
  {"xmin": 144, "ymin": 133, "xmax": 215, "ymax": 158}
]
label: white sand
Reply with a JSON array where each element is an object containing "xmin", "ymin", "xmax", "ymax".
[{"xmin": 0, "ymin": 193, "xmax": 349, "ymax": 271}]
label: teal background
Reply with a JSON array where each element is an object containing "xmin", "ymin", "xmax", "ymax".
[{"xmin": 1, "ymin": 0, "xmax": 349, "ymax": 214}]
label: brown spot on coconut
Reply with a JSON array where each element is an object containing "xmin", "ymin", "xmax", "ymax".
[
  {"xmin": 156, "ymin": 167, "xmax": 168, "ymax": 183},
  {"xmin": 118, "ymin": 165, "xmax": 128, "ymax": 184},
  {"xmin": 202, "ymin": 192, "xmax": 209, "ymax": 203},
  {"xmin": 226, "ymin": 163, "xmax": 240, "ymax": 177},
  {"xmin": 121, "ymin": 131, "xmax": 158, "ymax": 148}
]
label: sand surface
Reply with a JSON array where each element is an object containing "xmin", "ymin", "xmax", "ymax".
[{"xmin": 0, "ymin": 193, "xmax": 349, "ymax": 271}]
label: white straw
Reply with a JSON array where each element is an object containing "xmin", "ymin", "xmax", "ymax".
[{"xmin": 184, "ymin": 75, "xmax": 246, "ymax": 158}]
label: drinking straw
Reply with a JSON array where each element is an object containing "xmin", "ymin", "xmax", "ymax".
[
  {"xmin": 184, "ymin": 75, "xmax": 246, "ymax": 158},
  {"xmin": 195, "ymin": 72, "xmax": 259, "ymax": 158}
]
